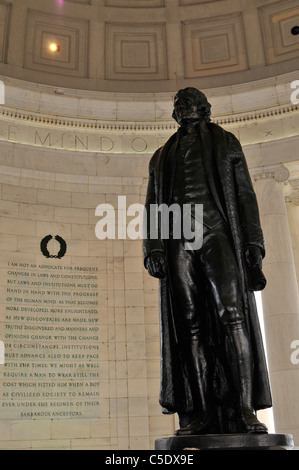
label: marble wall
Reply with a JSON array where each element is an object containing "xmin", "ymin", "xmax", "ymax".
[{"xmin": 0, "ymin": 142, "xmax": 176, "ymax": 449}]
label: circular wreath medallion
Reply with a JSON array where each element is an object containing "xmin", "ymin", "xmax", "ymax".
[{"xmin": 40, "ymin": 235, "xmax": 67, "ymax": 259}]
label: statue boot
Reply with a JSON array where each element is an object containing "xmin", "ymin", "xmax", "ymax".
[
  {"xmin": 225, "ymin": 323, "xmax": 268, "ymax": 434},
  {"xmin": 175, "ymin": 336, "xmax": 214, "ymax": 436}
]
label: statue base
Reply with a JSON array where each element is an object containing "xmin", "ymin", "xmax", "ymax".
[{"xmin": 155, "ymin": 433, "xmax": 295, "ymax": 450}]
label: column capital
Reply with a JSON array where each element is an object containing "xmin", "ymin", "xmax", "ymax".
[
  {"xmin": 285, "ymin": 179, "xmax": 299, "ymax": 206},
  {"xmin": 251, "ymin": 164, "xmax": 290, "ymax": 183}
]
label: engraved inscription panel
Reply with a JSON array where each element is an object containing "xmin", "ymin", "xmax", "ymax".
[{"xmin": 0, "ymin": 261, "xmax": 104, "ymax": 420}]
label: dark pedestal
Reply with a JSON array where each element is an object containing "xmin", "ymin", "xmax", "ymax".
[{"xmin": 155, "ymin": 433, "xmax": 295, "ymax": 450}]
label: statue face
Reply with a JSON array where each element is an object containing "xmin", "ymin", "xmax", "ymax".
[
  {"xmin": 172, "ymin": 88, "xmax": 210, "ymax": 125},
  {"xmin": 173, "ymin": 91, "xmax": 199, "ymax": 125}
]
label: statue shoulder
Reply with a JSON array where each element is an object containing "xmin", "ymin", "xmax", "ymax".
[
  {"xmin": 149, "ymin": 132, "xmax": 177, "ymax": 169},
  {"xmin": 207, "ymin": 122, "xmax": 242, "ymax": 150},
  {"xmin": 148, "ymin": 147, "xmax": 162, "ymax": 172}
]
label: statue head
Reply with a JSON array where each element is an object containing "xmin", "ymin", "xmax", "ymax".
[{"xmin": 172, "ymin": 87, "xmax": 211, "ymax": 125}]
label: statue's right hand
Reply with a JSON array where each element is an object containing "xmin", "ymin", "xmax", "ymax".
[{"xmin": 146, "ymin": 252, "xmax": 167, "ymax": 279}]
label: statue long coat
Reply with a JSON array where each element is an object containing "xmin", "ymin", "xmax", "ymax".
[{"xmin": 143, "ymin": 122, "xmax": 272, "ymax": 425}]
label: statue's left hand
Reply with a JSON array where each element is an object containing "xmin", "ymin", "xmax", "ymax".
[
  {"xmin": 245, "ymin": 245, "xmax": 263, "ymax": 269},
  {"xmin": 145, "ymin": 252, "xmax": 168, "ymax": 279}
]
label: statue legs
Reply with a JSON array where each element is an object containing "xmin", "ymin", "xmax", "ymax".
[
  {"xmin": 224, "ymin": 320, "xmax": 268, "ymax": 433},
  {"xmin": 174, "ymin": 332, "xmax": 214, "ymax": 435},
  {"xmin": 175, "ymin": 316, "xmax": 268, "ymax": 436},
  {"xmin": 167, "ymin": 225, "xmax": 268, "ymax": 435},
  {"xmin": 167, "ymin": 240, "xmax": 214, "ymax": 434}
]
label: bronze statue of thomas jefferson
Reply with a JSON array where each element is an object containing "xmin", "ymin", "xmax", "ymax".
[{"xmin": 143, "ymin": 88, "xmax": 272, "ymax": 435}]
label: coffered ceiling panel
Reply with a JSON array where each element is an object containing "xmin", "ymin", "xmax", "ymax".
[
  {"xmin": 24, "ymin": 9, "xmax": 89, "ymax": 77},
  {"xmin": 0, "ymin": 0, "xmax": 11, "ymax": 63},
  {"xmin": 182, "ymin": 13, "xmax": 248, "ymax": 78},
  {"xmin": 105, "ymin": 22, "xmax": 168, "ymax": 80},
  {"xmin": 259, "ymin": 0, "xmax": 299, "ymax": 64},
  {"xmin": 179, "ymin": 0, "xmax": 222, "ymax": 5},
  {"xmin": 0, "ymin": 0, "xmax": 299, "ymax": 93},
  {"xmin": 66, "ymin": 0, "xmax": 90, "ymax": 3},
  {"xmin": 105, "ymin": 0, "xmax": 164, "ymax": 6}
]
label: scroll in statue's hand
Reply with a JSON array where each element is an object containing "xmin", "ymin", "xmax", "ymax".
[{"xmin": 146, "ymin": 252, "xmax": 168, "ymax": 279}]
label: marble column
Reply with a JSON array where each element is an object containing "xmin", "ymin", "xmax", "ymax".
[
  {"xmin": 253, "ymin": 165, "xmax": 299, "ymax": 444},
  {"xmin": 285, "ymin": 180, "xmax": 299, "ymax": 290}
]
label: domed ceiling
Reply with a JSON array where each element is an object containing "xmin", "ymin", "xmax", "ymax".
[{"xmin": 0, "ymin": 0, "xmax": 298, "ymax": 93}]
